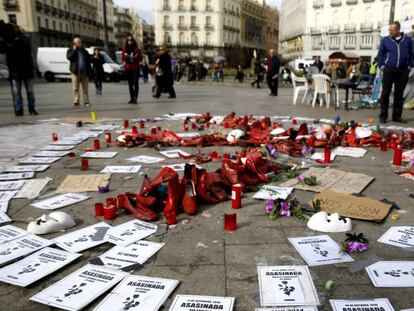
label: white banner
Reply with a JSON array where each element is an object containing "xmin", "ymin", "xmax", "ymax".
[
  {"xmin": 30, "ymin": 264, "xmax": 128, "ymax": 311},
  {"xmin": 104, "ymin": 220, "xmax": 158, "ymax": 246},
  {"xmin": 94, "ymin": 275, "xmax": 179, "ymax": 311},
  {"xmin": 257, "ymin": 266, "xmax": 319, "ymax": 307},
  {"xmin": 0, "ymin": 247, "xmax": 81, "ymax": 287}
]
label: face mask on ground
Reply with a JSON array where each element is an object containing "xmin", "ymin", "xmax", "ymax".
[
  {"xmin": 27, "ymin": 211, "xmax": 76, "ymax": 235},
  {"xmin": 307, "ymin": 211, "xmax": 352, "ymax": 233}
]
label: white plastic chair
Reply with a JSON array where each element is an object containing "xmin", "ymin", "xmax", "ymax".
[
  {"xmin": 311, "ymin": 74, "xmax": 339, "ymax": 109},
  {"xmin": 291, "ymin": 72, "xmax": 309, "ymax": 105}
]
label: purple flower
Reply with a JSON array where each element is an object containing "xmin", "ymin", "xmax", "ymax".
[
  {"xmin": 346, "ymin": 241, "xmax": 369, "ymax": 253},
  {"xmin": 302, "ymin": 145, "xmax": 312, "ymax": 155},
  {"xmin": 298, "ymin": 174, "xmax": 306, "ymax": 183},
  {"xmin": 265, "ymin": 200, "xmax": 275, "ymax": 213},
  {"xmin": 279, "ymin": 200, "xmax": 291, "ymax": 217},
  {"xmin": 410, "ymin": 158, "xmax": 414, "ymax": 168},
  {"xmin": 266, "ymin": 144, "xmax": 277, "ymax": 157}
]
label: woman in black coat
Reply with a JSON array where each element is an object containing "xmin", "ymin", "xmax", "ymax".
[
  {"xmin": 153, "ymin": 46, "xmax": 176, "ymax": 99},
  {"xmin": 91, "ymin": 48, "xmax": 105, "ymax": 94}
]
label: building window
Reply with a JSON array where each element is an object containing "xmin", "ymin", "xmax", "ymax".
[
  {"xmin": 163, "ymin": 0, "xmax": 170, "ymax": 10},
  {"xmin": 365, "ymin": 7, "xmax": 373, "ymax": 23},
  {"xmin": 45, "ymin": 18, "xmax": 49, "ymax": 29},
  {"xmin": 191, "ymin": 16, "xmax": 197, "ymax": 26},
  {"xmin": 179, "ymin": 32, "xmax": 185, "ymax": 44},
  {"xmin": 59, "ymin": 22, "xmax": 62, "ymax": 31},
  {"xmin": 206, "ymin": 32, "xmax": 211, "ymax": 45},
  {"xmin": 8, "ymin": 14, "xmax": 17, "ymax": 24},
  {"xmin": 206, "ymin": 16, "xmax": 211, "ymax": 26},
  {"xmin": 52, "ymin": 20, "xmax": 56, "ymax": 30},
  {"xmin": 37, "ymin": 16, "xmax": 42, "ymax": 28},
  {"xmin": 191, "ymin": 32, "xmax": 198, "ymax": 45},
  {"xmin": 164, "ymin": 32, "xmax": 171, "ymax": 44},
  {"xmin": 401, "ymin": 2, "xmax": 410, "ymax": 20},
  {"xmin": 191, "ymin": 0, "xmax": 197, "ymax": 10},
  {"xmin": 163, "ymin": 15, "xmax": 170, "ymax": 26},
  {"xmin": 345, "ymin": 35, "xmax": 356, "ymax": 47},
  {"xmin": 382, "ymin": 5, "xmax": 389, "ymax": 25},
  {"xmin": 178, "ymin": 0, "xmax": 184, "ymax": 9},
  {"xmin": 179, "ymin": 15, "xmax": 184, "ymax": 26}
]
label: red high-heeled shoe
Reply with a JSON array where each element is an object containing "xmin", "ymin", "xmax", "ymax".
[{"xmin": 121, "ymin": 193, "xmax": 158, "ymax": 222}]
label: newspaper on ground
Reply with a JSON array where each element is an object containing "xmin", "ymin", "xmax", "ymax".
[
  {"xmin": 257, "ymin": 265, "xmax": 320, "ymax": 307},
  {"xmin": 41, "ymin": 145, "xmax": 76, "ymax": 151},
  {"xmin": 333, "ymin": 147, "xmax": 367, "ymax": 158},
  {"xmin": 31, "ymin": 150, "xmax": 71, "ymax": 157},
  {"xmin": 378, "ymin": 226, "xmax": 414, "ymax": 249},
  {"xmin": 0, "ymin": 202, "xmax": 8, "ymax": 213},
  {"xmin": 0, "ymin": 225, "xmax": 27, "ymax": 244},
  {"xmin": 0, "ymin": 247, "xmax": 81, "ymax": 287},
  {"xmin": 54, "ymin": 222, "xmax": 111, "ymax": 253},
  {"xmin": 0, "ymin": 165, "xmax": 49, "ymax": 173},
  {"xmin": 288, "ymin": 235, "xmax": 354, "ymax": 266},
  {"xmin": 159, "ymin": 149, "xmax": 191, "ymax": 159},
  {"xmin": 366, "ymin": 261, "xmax": 414, "ymax": 287},
  {"xmin": 31, "ymin": 193, "xmax": 90, "ymax": 210},
  {"xmin": 0, "ymin": 191, "xmax": 17, "ymax": 203},
  {"xmin": 93, "ymin": 275, "xmax": 179, "ymax": 311},
  {"xmin": 0, "ymin": 212, "xmax": 12, "ymax": 226},
  {"xmin": 19, "ymin": 156, "xmax": 61, "ymax": 164},
  {"xmin": 30, "ymin": 264, "xmax": 128, "ymax": 311},
  {"xmin": 104, "ymin": 220, "xmax": 158, "ymax": 246}
]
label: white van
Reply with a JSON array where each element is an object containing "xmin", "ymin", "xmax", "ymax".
[
  {"xmin": 289, "ymin": 59, "xmax": 316, "ymax": 71},
  {"xmin": 37, "ymin": 47, "xmax": 122, "ymax": 82}
]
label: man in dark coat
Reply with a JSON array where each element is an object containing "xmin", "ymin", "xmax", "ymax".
[
  {"xmin": 267, "ymin": 49, "xmax": 280, "ymax": 96},
  {"xmin": 6, "ymin": 25, "xmax": 37, "ymax": 116},
  {"xmin": 153, "ymin": 46, "xmax": 176, "ymax": 99},
  {"xmin": 67, "ymin": 36, "xmax": 92, "ymax": 106}
]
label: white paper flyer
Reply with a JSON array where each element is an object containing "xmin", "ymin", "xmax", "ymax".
[
  {"xmin": 54, "ymin": 222, "xmax": 111, "ymax": 253},
  {"xmin": 0, "ymin": 202, "xmax": 8, "ymax": 213},
  {"xmin": 0, "ymin": 247, "xmax": 81, "ymax": 287},
  {"xmin": 0, "ymin": 225, "xmax": 27, "ymax": 244},
  {"xmin": 81, "ymin": 152, "xmax": 118, "ymax": 159},
  {"xmin": 330, "ymin": 299, "xmax": 395, "ymax": 311},
  {"xmin": 366, "ymin": 261, "xmax": 414, "ymax": 287},
  {"xmin": 41, "ymin": 145, "xmax": 76, "ymax": 151},
  {"xmin": 94, "ymin": 275, "xmax": 179, "ymax": 311},
  {"xmin": 378, "ymin": 226, "xmax": 414, "ymax": 249},
  {"xmin": 94, "ymin": 240, "xmax": 164, "ymax": 271},
  {"xmin": 32, "ymin": 150, "xmax": 71, "ymax": 157},
  {"xmin": 288, "ymin": 235, "xmax": 354, "ymax": 266},
  {"xmin": 333, "ymin": 147, "xmax": 367, "ymax": 158},
  {"xmin": 0, "ymin": 165, "xmax": 49, "ymax": 173},
  {"xmin": 104, "ymin": 220, "xmax": 158, "ymax": 246},
  {"xmin": 0, "ymin": 234, "xmax": 52, "ymax": 266},
  {"xmin": 0, "ymin": 212, "xmax": 12, "ymax": 226},
  {"xmin": 0, "ymin": 172, "xmax": 34, "ymax": 181},
  {"xmin": 255, "ymin": 308, "xmax": 318, "ymax": 311},
  {"xmin": 100, "ymin": 165, "xmax": 142, "ymax": 174},
  {"xmin": 31, "ymin": 193, "xmax": 90, "ymax": 210},
  {"xmin": 126, "ymin": 155, "xmax": 165, "ymax": 164},
  {"xmin": 253, "ymin": 186, "xmax": 293, "ymax": 200},
  {"xmin": 0, "ymin": 191, "xmax": 17, "ymax": 203},
  {"xmin": 19, "ymin": 156, "xmax": 61, "ymax": 164},
  {"xmin": 168, "ymin": 295, "xmax": 235, "ymax": 311},
  {"xmin": 0, "ymin": 180, "xmax": 25, "ymax": 191},
  {"xmin": 30, "ymin": 264, "xmax": 128, "ymax": 311},
  {"xmin": 159, "ymin": 149, "xmax": 190, "ymax": 159},
  {"xmin": 257, "ymin": 266, "xmax": 320, "ymax": 307}
]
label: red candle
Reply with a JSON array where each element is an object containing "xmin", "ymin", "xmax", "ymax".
[
  {"xmin": 106, "ymin": 197, "xmax": 117, "ymax": 208},
  {"xmin": 324, "ymin": 147, "xmax": 331, "ymax": 164},
  {"xmin": 232, "ymin": 184, "xmax": 242, "ymax": 209},
  {"xmin": 184, "ymin": 120, "xmax": 189, "ymax": 131},
  {"xmin": 151, "ymin": 127, "xmax": 157, "ymax": 135},
  {"xmin": 123, "ymin": 120, "xmax": 129, "ymax": 129},
  {"xmin": 292, "ymin": 119, "xmax": 297, "ymax": 125},
  {"xmin": 206, "ymin": 121, "xmax": 210, "ymax": 128},
  {"xmin": 393, "ymin": 145, "xmax": 403, "ymax": 166},
  {"xmin": 117, "ymin": 194, "xmax": 126, "ymax": 209},
  {"xmin": 81, "ymin": 159, "xmax": 89, "ymax": 170},
  {"xmin": 52, "ymin": 133, "xmax": 58, "ymax": 141},
  {"xmin": 103, "ymin": 205, "xmax": 117, "ymax": 220},
  {"xmin": 224, "ymin": 213, "xmax": 237, "ymax": 231},
  {"xmin": 191, "ymin": 122, "xmax": 197, "ymax": 130},
  {"xmin": 93, "ymin": 139, "xmax": 100, "ymax": 150},
  {"xmin": 105, "ymin": 132, "xmax": 112, "ymax": 144},
  {"xmin": 95, "ymin": 203, "xmax": 104, "ymax": 216},
  {"xmin": 380, "ymin": 139, "xmax": 387, "ymax": 152},
  {"xmin": 131, "ymin": 125, "xmax": 138, "ymax": 135},
  {"xmin": 140, "ymin": 121, "xmax": 145, "ymax": 129}
]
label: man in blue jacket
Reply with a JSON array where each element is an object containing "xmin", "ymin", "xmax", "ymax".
[{"xmin": 377, "ymin": 21, "xmax": 414, "ymax": 123}]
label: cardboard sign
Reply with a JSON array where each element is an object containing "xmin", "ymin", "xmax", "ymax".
[
  {"xmin": 0, "ymin": 165, "xmax": 49, "ymax": 172},
  {"xmin": 0, "ymin": 234, "xmax": 52, "ymax": 266},
  {"xmin": 30, "ymin": 264, "xmax": 128, "ymax": 311},
  {"xmin": 366, "ymin": 261, "xmax": 414, "ymax": 287},
  {"xmin": 0, "ymin": 225, "xmax": 27, "ymax": 244},
  {"xmin": 0, "ymin": 172, "xmax": 34, "ymax": 181},
  {"xmin": 0, "ymin": 247, "xmax": 81, "ymax": 287},
  {"xmin": 378, "ymin": 226, "xmax": 414, "ymax": 249},
  {"xmin": 310, "ymin": 189, "xmax": 392, "ymax": 222},
  {"xmin": 0, "ymin": 180, "xmax": 25, "ymax": 191},
  {"xmin": 288, "ymin": 235, "xmax": 354, "ymax": 266},
  {"xmin": 280, "ymin": 167, "xmax": 374, "ymax": 194},
  {"xmin": 330, "ymin": 299, "xmax": 395, "ymax": 311},
  {"xmin": 93, "ymin": 275, "xmax": 179, "ymax": 311},
  {"xmin": 31, "ymin": 193, "xmax": 90, "ymax": 210},
  {"xmin": 168, "ymin": 295, "xmax": 235, "ymax": 311},
  {"xmin": 15, "ymin": 177, "xmax": 52, "ymax": 199},
  {"xmin": 104, "ymin": 220, "xmax": 158, "ymax": 246},
  {"xmin": 94, "ymin": 240, "xmax": 164, "ymax": 271},
  {"xmin": 56, "ymin": 174, "xmax": 111, "ymax": 193},
  {"xmin": 257, "ymin": 266, "xmax": 319, "ymax": 307},
  {"xmin": 54, "ymin": 222, "xmax": 111, "ymax": 253}
]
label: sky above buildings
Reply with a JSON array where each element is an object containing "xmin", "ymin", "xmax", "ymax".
[{"xmin": 113, "ymin": 0, "xmax": 282, "ymax": 23}]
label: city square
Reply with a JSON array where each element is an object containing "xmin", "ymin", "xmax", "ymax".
[{"xmin": 0, "ymin": 0, "xmax": 414, "ymax": 311}]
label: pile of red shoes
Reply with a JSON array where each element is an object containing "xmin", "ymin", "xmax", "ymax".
[{"xmin": 117, "ymin": 149, "xmax": 285, "ymax": 224}]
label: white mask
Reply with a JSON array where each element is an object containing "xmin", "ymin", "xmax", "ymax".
[
  {"xmin": 227, "ymin": 129, "xmax": 245, "ymax": 143},
  {"xmin": 307, "ymin": 211, "xmax": 352, "ymax": 233},
  {"xmin": 27, "ymin": 211, "xmax": 76, "ymax": 235}
]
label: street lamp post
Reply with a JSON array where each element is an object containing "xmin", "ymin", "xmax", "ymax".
[
  {"xmin": 389, "ymin": 0, "xmax": 396, "ymax": 24},
  {"xmin": 102, "ymin": 0, "xmax": 109, "ymax": 51}
]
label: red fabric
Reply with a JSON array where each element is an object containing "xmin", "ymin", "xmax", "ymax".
[
  {"xmin": 267, "ymin": 59, "xmax": 272, "ymax": 73},
  {"xmin": 122, "ymin": 48, "xmax": 143, "ymax": 71}
]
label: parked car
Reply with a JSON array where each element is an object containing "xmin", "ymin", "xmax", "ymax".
[
  {"xmin": 37, "ymin": 47, "xmax": 122, "ymax": 82},
  {"xmin": 0, "ymin": 64, "xmax": 9, "ymax": 79}
]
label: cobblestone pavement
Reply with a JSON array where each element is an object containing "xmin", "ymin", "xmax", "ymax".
[{"xmin": 0, "ymin": 80, "xmax": 413, "ymax": 310}]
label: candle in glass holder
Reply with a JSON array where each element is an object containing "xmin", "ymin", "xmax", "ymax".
[
  {"xmin": 140, "ymin": 121, "xmax": 145, "ymax": 129},
  {"xmin": 123, "ymin": 120, "xmax": 129, "ymax": 129},
  {"xmin": 380, "ymin": 139, "xmax": 387, "ymax": 152},
  {"xmin": 95, "ymin": 203, "xmax": 104, "ymax": 216},
  {"xmin": 224, "ymin": 213, "xmax": 237, "ymax": 231},
  {"xmin": 103, "ymin": 205, "xmax": 117, "ymax": 220},
  {"xmin": 131, "ymin": 125, "xmax": 138, "ymax": 135},
  {"xmin": 151, "ymin": 127, "xmax": 157, "ymax": 135},
  {"xmin": 393, "ymin": 145, "xmax": 403, "ymax": 166},
  {"xmin": 106, "ymin": 197, "xmax": 117, "ymax": 208},
  {"xmin": 184, "ymin": 119, "xmax": 189, "ymax": 131},
  {"xmin": 93, "ymin": 139, "xmax": 100, "ymax": 150},
  {"xmin": 324, "ymin": 147, "xmax": 331, "ymax": 164},
  {"xmin": 52, "ymin": 133, "xmax": 58, "ymax": 141},
  {"xmin": 81, "ymin": 159, "xmax": 89, "ymax": 170},
  {"xmin": 117, "ymin": 194, "xmax": 126, "ymax": 209},
  {"xmin": 232, "ymin": 184, "xmax": 242, "ymax": 209}
]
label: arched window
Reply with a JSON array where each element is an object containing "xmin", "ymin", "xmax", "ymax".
[
  {"xmin": 191, "ymin": 32, "xmax": 198, "ymax": 45},
  {"xmin": 365, "ymin": 7, "xmax": 373, "ymax": 23},
  {"xmin": 206, "ymin": 32, "xmax": 211, "ymax": 45},
  {"xmin": 401, "ymin": 2, "xmax": 410, "ymax": 20},
  {"xmin": 179, "ymin": 32, "xmax": 185, "ymax": 44},
  {"xmin": 164, "ymin": 32, "xmax": 171, "ymax": 44}
]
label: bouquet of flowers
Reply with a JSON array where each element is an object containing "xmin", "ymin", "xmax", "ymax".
[
  {"xmin": 341, "ymin": 232, "xmax": 369, "ymax": 254},
  {"xmin": 265, "ymin": 197, "xmax": 308, "ymax": 221}
]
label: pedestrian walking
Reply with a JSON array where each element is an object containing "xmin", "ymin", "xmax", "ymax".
[
  {"xmin": 91, "ymin": 48, "xmax": 105, "ymax": 95},
  {"xmin": 7, "ymin": 24, "xmax": 37, "ymax": 116},
  {"xmin": 67, "ymin": 36, "xmax": 92, "ymax": 107},
  {"xmin": 153, "ymin": 46, "xmax": 176, "ymax": 99},
  {"xmin": 313, "ymin": 56, "xmax": 323, "ymax": 72},
  {"xmin": 122, "ymin": 35, "xmax": 142, "ymax": 104},
  {"xmin": 377, "ymin": 21, "xmax": 414, "ymax": 123},
  {"xmin": 267, "ymin": 49, "xmax": 280, "ymax": 96},
  {"xmin": 251, "ymin": 58, "xmax": 264, "ymax": 88},
  {"xmin": 141, "ymin": 58, "xmax": 149, "ymax": 84},
  {"xmin": 234, "ymin": 65, "xmax": 244, "ymax": 83}
]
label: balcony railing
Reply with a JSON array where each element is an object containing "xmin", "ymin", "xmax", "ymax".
[
  {"xmin": 205, "ymin": 6, "xmax": 213, "ymax": 11},
  {"xmin": 190, "ymin": 24, "xmax": 200, "ymax": 30},
  {"xmin": 177, "ymin": 24, "xmax": 188, "ymax": 30},
  {"xmin": 360, "ymin": 22, "xmax": 373, "ymax": 32},
  {"xmin": 162, "ymin": 24, "xmax": 173, "ymax": 30},
  {"xmin": 313, "ymin": 0, "xmax": 324, "ymax": 9},
  {"xmin": 177, "ymin": 5, "xmax": 186, "ymax": 11},
  {"xmin": 346, "ymin": 0, "xmax": 357, "ymax": 4},
  {"xmin": 344, "ymin": 43, "xmax": 356, "ymax": 49},
  {"xmin": 331, "ymin": 0, "xmax": 342, "ymax": 6},
  {"xmin": 329, "ymin": 25, "xmax": 340, "ymax": 33},
  {"xmin": 3, "ymin": 0, "xmax": 19, "ymax": 10},
  {"xmin": 360, "ymin": 42, "xmax": 373, "ymax": 49},
  {"xmin": 344, "ymin": 23, "xmax": 356, "ymax": 32},
  {"xmin": 310, "ymin": 27, "xmax": 322, "ymax": 34},
  {"xmin": 163, "ymin": 5, "xmax": 171, "ymax": 10},
  {"xmin": 362, "ymin": 0, "xmax": 374, "ymax": 2},
  {"xmin": 205, "ymin": 25, "xmax": 214, "ymax": 30},
  {"xmin": 329, "ymin": 43, "xmax": 341, "ymax": 50},
  {"xmin": 190, "ymin": 6, "xmax": 197, "ymax": 11}
]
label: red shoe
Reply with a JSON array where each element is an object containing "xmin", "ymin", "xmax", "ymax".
[
  {"xmin": 297, "ymin": 123, "xmax": 309, "ymax": 135},
  {"xmin": 163, "ymin": 172, "xmax": 181, "ymax": 225},
  {"xmin": 182, "ymin": 180, "xmax": 197, "ymax": 215},
  {"xmin": 221, "ymin": 158, "xmax": 242, "ymax": 184},
  {"xmin": 121, "ymin": 193, "xmax": 158, "ymax": 222},
  {"xmin": 196, "ymin": 169, "xmax": 223, "ymax": 204}
]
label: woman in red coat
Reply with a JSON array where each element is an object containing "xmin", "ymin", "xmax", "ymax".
[{"xmin": 122, "ymin": 36, "xmax": 142, "ymax": 104}]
